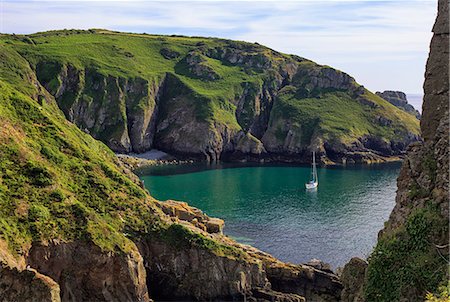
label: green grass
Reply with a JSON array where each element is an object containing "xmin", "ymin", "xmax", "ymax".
[
  {"xmin": 269, "ymin": 88, "xmax": 419, "ymax": 146},
  {"xmin": 0, "ymin": 29, "xmax": 419, "ymax": 150},
  {"xmin": 0, "ymin": 73, "xmax": 249, "ymax": 260},
  {"xmin": 0, "ymin": 30, "xmax": 268, "ymax": 131},
  {"xmin": 0, "ymin": 79, "xmax": 156, "ymax": 254},
  {"xmin": 153, "ymin": 224, "xmax": 249, "ymax": 261}
]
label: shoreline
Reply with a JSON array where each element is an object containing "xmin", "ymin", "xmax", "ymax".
[{"xmin": 117, "ymin": 149, "xmax": 405, "ymax": 172}]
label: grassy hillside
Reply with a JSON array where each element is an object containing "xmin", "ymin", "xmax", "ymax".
[
  {"xmin": 0, "ymin": 29, "xmax": 420, "ymax": 162},
  {"xmin": 272, "ymin": 86, "xmax": 419, "ymax": 145},
  {"xmin": 0, "ymin": 78, "xmax": 151, "ymax": 253},
  {"xmin": 0, "ymin": 71, "xmax": 241, "ymax": 260},
  {"xmin": 1, "ymin": 29, "xmax": 261, "ymax": 126}
]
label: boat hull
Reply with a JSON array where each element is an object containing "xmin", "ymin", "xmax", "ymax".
[{"xmin": 305, "ymin": 182, "xmax": 318, "ymax": 189}]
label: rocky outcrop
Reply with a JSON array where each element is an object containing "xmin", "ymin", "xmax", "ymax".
[
  {"xmin": 184, "ymin": 51, "xmax": 222, "ymax": 81},
  {"xmin": 156, "ymin": 199, "xmax": 225, "ymax": 234},
  {"xmin": 0, "ymin": 264, "xmax": 61, "ymax": 302},
  {"xmin": 137, "ymin": 226, "xmax": 343, "ymax": 302},
  {"xmin": 421, "ymin": 0, "xmax": 449, "ymax": 142},
  {"xmin": 252, "ymin": 288, "xmax": 306, "ymax": 302},
  {"xmin": 27, "ymin": 241, "xmax": 150, "ymax": 302},
  {"xmin": 381, "ymin": 0, "xmax": 448, "ymax": 244},
  {"xmin": 0, "ymin": 240, "xmax": 60, "ymax": 302},
  {"xmin": 137, "ymin": 205, "xmax": 343, "ymax": 302},
  {"xmin": 36, "ymin": 63, "xmax": 165, "ymax": 154},
  {"xmin": 375, "ymin": 91, "xmax": 421, "ymax": 119},
  {"xmin": 265, "ymin": 263, "xmax": 342, "ymax": 302},
  {"xmin": 0, "ymin": 203, "xmax": 342, "ymax": 302},
  {"xmin": 339, "ymin": 258, "xmax": 367, "ymax": 302},
  {"xmin": 138, "ymin": 236, "xmax": 268, "ymax": 301}
]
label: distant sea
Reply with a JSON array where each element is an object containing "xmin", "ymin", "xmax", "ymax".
[{"xmin": 406, "ymin": 93, "xmax": 423, "ymax": 113}]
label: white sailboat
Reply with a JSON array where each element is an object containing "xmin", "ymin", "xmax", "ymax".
[{"xmin": 305, "ymin": 151, "xmax": 318, "ymax": 189}]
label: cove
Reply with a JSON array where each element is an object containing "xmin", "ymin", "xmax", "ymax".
[{"xmin": 139, "ymin": 162, "xmax": 401, "ymax": 268}]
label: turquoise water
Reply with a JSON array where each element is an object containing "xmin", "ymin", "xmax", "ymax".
[{"xmin": 140, "ymin": 163, "xmax": 400, "ymax": 268}]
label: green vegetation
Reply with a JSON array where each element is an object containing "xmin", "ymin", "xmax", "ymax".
[
  {"xmin": 0, "ymin": 29, "xmax": 419, "ymax": 152},
  {"xmin": 271, "ymin": 88, "xmax": 419, "ymax": 146},
  {"xmin": 0, "ymin": 30, "xmax": 263, "ymax": 129},
  {"xmin": 365, "ymin": 206, "xmax": 449, "ymax": 302},
  {"xmin": 425, "ymin": 282, "xmax": 450, "ymax": 302},
  {"xmin": 0, "ymin": 79, "xmax": 150, "ymax": 253},
  {"xmin": 154, "ymin": 224, "xmax": 249, "ymax": 260},
  {"xmin": 0, "ymin": 77, "xmax": 241, "ymax": 259}
]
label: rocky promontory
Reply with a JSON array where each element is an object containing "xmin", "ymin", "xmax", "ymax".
[{"xmin": 375, "ymin": 90, "xmax": 421, "ymax": 119}]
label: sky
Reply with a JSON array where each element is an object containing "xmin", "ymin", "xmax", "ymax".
[{"xmin": 0, "ymin": 0, "xmax": 438, "ymax": 95}]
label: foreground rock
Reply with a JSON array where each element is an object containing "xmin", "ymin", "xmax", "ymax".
[
  {"xmin": 339, "ymin": 258, "xmax": 367, "ymax": 302},
  {"xmin": 0, "ymin": 200, "xmax": 342, "ymax": 302},
  {"xmin": 146, "ymin": 200, "xmax": 343, "ymax": 301},
  {"xmin": 0, "ymin": 264, "xmax": 60, "ymax": 302},
  {"xmin": 27, "ymin": 241, "xmax": 150, "ymax": 302}
]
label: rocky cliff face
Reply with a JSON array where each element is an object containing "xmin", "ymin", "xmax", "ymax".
[
  {"xmin": 0, "ymin": 201, "xmax": 343, "ymax": 302},
  {"xmin": 36, "ymin": 62, "xmax": 164, "ymax": 154},
  {"xmin": 138, "ymin": 200, "xmax": 343, "ymax": 302},
  {"xmin": 0, "ymin": 240, "xmax": 61, "ymax": 302},
  {"xmin": 342, "ymin": 1, "xmax": 449, "ymax": 301},
  {"xmin": 375, "ymin": 91, "xmax": 421, "ymax": 119},
  {"xmin": 0, "ymin": 265, "xmax": 61, "ymax": 302},
  {"xmin": 3, "ymin": 30, "xmax": 420, "ymax": 164},
  {"xmin": 27, "ymin": 241, "xmax": 150, "ymax": 302}
]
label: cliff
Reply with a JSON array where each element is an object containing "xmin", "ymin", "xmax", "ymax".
[
  {"xmin": 341, "ymin": 1, "xmax": 449, "ymax": 301},
  {"xmin": 375, "ymin": 90, "xmax": 421, "ymax": 119},
  {"xmin": 0, "ymin": 51, "xmax": 343, "ymax": 301},
  {"xmin": 0, "ymin": 30, "xmax": 419, "ymax": 164}
]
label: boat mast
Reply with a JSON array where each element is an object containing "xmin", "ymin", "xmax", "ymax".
[{"xmin": 312, "ymin": 151, "xmax": 317, "ymax": 183}]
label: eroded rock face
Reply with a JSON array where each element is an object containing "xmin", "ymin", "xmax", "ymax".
[
  {"xmin": 421, "ymin": 0, "xmax": 449, "ymax": 142},
  {"xmin": 251, "ymin": 288, "xmax": 306, "ymax": 302},
  {"xmin": 375, "ymin": 91, "xmax": 421, "ymax": 119},
  {"xmin": 138, "ymin": 238, "xmax": 268, "ymax": 301},
  {"xmin": 339, "ymin": 258, "xmax": 367, "ymax": 302},
  {"xmin": 0, "ymin": 240, "xmax": 60, "ymax": 302},
  {"xmin": 185, "ymin": 51, "xmax": 222, "ymax": 81},
  {"xmin": 0, "ymin": 202, "xmax": 342, "ymax": 302},
  {"xmin": 27, "ymin": 241, "xmax": 150, "ymax": 302},
  {"xmin": 136, "ymin": 206, "xmax": 343, "ymax": 302},
  {"xmin": 265, "ymin": 263, "xmax": 342, "ymax": 302},
  {"xmin": 382, "ymin": 0, "xmax": 449, "ymax": 237},
  {"xmin": 0, "ymin": 264, "xmax": 61, "ymax": 302},
  {"xmin": 36, "ymin": 63, "xmax": 164, "ymax": 154}
]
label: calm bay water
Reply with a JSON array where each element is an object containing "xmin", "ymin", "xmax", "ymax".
[{"xmin": 140, "ymin": 162, "xmax": 400, "ymax": 268}]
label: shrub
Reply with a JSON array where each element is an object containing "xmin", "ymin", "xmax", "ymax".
[{"xmin": 365, "ymin": 206, "xmax": 448, "ymax": 301}]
